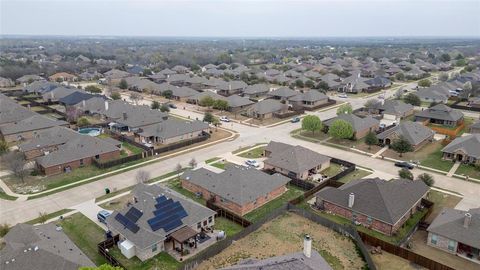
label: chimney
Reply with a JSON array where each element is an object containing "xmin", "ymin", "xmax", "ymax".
[
  {"xmin": 348, "ymin": 193, "xmax": 355, "ymax": 208},
  {"xmin": 123, "ymin": 112, "xmax": 127, "ymax": 120},
  {"xmin": 82, "ymin": 99, "xmax": 86, "ymax": 108},
  {"xmin": 104, "ymin": 100, "xmax": 109, "ymax": 111},
  {"xmin": 229, "ymin": 84, "xmax": 232, "ymax": 90},
  {"xmin": 464, "ymin": 212, "xmax": 472, "ymax": 228},
  {"xmin": 303, "ymin": 235, "xmax": 312, "ymax": 258}
]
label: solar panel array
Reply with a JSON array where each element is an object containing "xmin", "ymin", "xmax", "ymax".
[
  {"xmin": 125, "ymin": 207, "xmax": 143, "ymax": 223},
  {"xmin": 147, "ymin": 195, "xmax": 188, "ymax": 232},
  {"xmin": 115, "ymin": 212, "xmax": 140, "ymax": 233}
]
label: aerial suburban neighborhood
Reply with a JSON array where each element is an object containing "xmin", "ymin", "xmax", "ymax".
[{"xmin": 0, "ymin": 1, "xmax": 479, "ymax": 270}]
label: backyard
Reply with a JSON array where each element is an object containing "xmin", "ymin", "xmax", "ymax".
[
  {"xmin": 214, "ymin": 217, "xmax": 244, "ymax": 237},
  {"xmin": 369, "ymin": 247, "xmax": 427, "ymax": 270},
  {"xmin": 336, "ymin": 168, "xmax": 372, "ymax": 184},
  {"xmin": 196, "ymin": 212, "xmax": 367, "ymax": 270},
  {"xmin": 164, "ymin": 177, "xmax": 206, "ymax": 205},
  {"xmin": 109, "ymin": 248, "xmax": 180, "ymax": 270}
]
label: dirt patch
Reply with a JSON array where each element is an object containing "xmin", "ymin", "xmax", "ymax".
[
  {"xmin": 369, "ymin": 247, "xmax": 426, "ymax": 270},
  {"xmin": 197, "ymin": 212, "xmax": 366, "ymax": 270}
]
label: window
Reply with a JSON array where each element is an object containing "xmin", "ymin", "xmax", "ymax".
[
  {"xmin": 152, "ymin": 244, "xmax": 157, "ymax": 252},
  {"xmin": 79, "ymin": 159, "xmax": 84, "ymax": 166},
  {"xmin": 448, "ymin": 240, "xmax": 455, "ymax": 251},
  {"xmin": 208, "ymin": 216, "xmax": 213, "ymax": 223},
  {"xmin": 95, "ymin": 154, "xmax": 100, "ymax": 159},
  {"xmin": 197, "ymin": 222, "xmax": 201, "ymax": 229},
  {"xmin": 203, "ymin": 220, "xmax": 207, "ymax": 226},
  {"xmin": 431, "ymin": 234, "xmax": 438, "ymax": 245},
  {"xmin": 367, "ymin": 216, "xmax": 373, "ymax": 225}
]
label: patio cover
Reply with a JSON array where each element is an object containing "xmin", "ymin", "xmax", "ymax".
[{"xmin": 170, "ymin": 226, "xmax": 198, "ymax": 243}]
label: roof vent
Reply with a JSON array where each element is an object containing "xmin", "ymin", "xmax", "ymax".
[
  {"xmin": 464, "ymin": 213, "xmax": 472, "ymax": 228},
  {"xmin": 348, "ymin": 193, "xmax": 355, "ymax": 208},
  {"xmin": 34, "ymin": 246, "xmax": 39, "ymax": 251}
]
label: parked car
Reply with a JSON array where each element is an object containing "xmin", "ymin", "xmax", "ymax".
[
  {"xmin": 168, "ymin": 103, "xmax": 177, "ymax": 109},
  {"xmin": 220, "ymin": 116, "xmax": 230, "ymax": 122},
  {"xmin": 394, "ymin": 161, "xmax": 414, "ymax": 170},
  {"xmin": 291, "ymin": 117, "xmax": 300, "ymax": 123},
  {"xmin": 245, "ymin": 159, "xmax": 260, "ymax": 168},
  {"xmin": 338, "ymin": 93, "xmax": 348, "ymax": 98},
  {"xmin": 97, "ymin": 210, "xmax": 112, "ymax": 224}
]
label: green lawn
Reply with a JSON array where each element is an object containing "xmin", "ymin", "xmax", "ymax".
[
  {"xmin": 205, "ymin": 157, "xmax": 221, "ymax": 164},
  {"xmin": 59, "ymin": 213, "xmax": 108, "ymax": 266},
  {"xmin": 320, "ymin": 163, "xmax": 343, "ymax": 178},
  {"xmin": 122, "ymin": 141, "xmax": 144, "ymax": 155},
  {"xmin": 214, "ymin": 217, "xmax": 244, "ymax": 237},
  {"xmin": 26, "ymin": 209, "xmax": 73, "ymax": 225},
  {"xmin": 0, "ymin": 189, "xmax": 17, "ymax": 201},
  {"xmin": 243, "ymin": 184, "xmax": 304, "ymax": 223},
  {"xmin": 210, "ymin": 161, "xmax": 233, "ymax": 170},
  {"xmin": 232, "ymin": 143, "xmax": 266, "ymax": 154},
  {"xmin": 165, "ymin": 178, "xmax": 206, "ymax": 205},
  {"xmin": 238, "ymin": 146, "xmax": 265, "ymax": 158},
  {"xmin": 336, "ymin": 169, "xmax": 372, "ymax": 184},
  {"xmin": 455, "ymin": 164, "xmax": 480, "ymax": 179},
  {"xmin": 419, "ymin": 146, "xmax": 454, "ymax": 172},
  {"xmin": 109, "ymin": 248, "xmax": 180, "ymax": 270}
]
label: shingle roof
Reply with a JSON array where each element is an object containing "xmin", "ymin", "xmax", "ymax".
[
  {"xmin": 268, "ymin": 87, "xmax": 298, "ymax": 98},
  {"xmin": 415, "ymin": 104, "xmax": 464, "ymax": 122},
  {"xmin": 427, "ymin": 208, "xmax": 480, "ymax": 249},
  {"xmin": 106, "ymin": 183, "xmax": 215, "ymax": 249},
  {"xmin": 316, "ymin": 178, "xmax": 429, "ymax": 225},
  {"xmin": 58, "ymin": 91, "xmax": 99, "ymax": 106},
  {"xmin": 182, "ymin": 165, "xmax": 291, "ymax": 205},
  {"xmin": 249, "ymin": 99, "xmax": 285, "ymax": 115},
  {"xmin": 324, "ymin": 114, "xmax": 379, "ymax": 132},
  {"xmin": 441, "ymin": 134, "xmax": 480, "ymax": 159},
  {"xmin": 18, "ymin": 126, "xmax": 78, "ymax": 152},
  {"xmin": 379, "ymin": 100, "xmax": 414, "ymax": 116},
  {"xmin": 264, "ymin": 142, "xmax": 331, "ymax": 174},
  {"xmin": 137, "ymin": 119, "xmax": 208, "ymax": 140},
  {"xmin": 289, "ymin": 91, "xmax": 328, "ymax": 102},
  {"xmin": 226, "ymin": 95, "xmax": 254, "ymax": 108},
  {"xmin": 171, "ymin": 86, "xmax": 198, "ymax": 98},
  {"xmin": 0, "ymin": 223, "xmax": 95, "ymax": 270},
  {"xmin": 243, "ymin": 84, "xmax": 270, "ymax": 95},
  {"xmin": 376, "ymin": 121, "xmax": 434, "ymax": 146},
  {"xmin": 0, "ymin": 115, "xmax": 67, "ymax": 135}
]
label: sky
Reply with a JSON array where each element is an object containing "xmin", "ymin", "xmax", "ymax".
[{"xmin": 1, "ymin": 0, "xmax": 479, "ymax": 37}]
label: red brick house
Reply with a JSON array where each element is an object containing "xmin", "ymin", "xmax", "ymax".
[
  {"xmin": 182, "ymin": 165, "xmax": 291, "ymax": 216},
  {"xmin": 316, "ymin": 178, "xmax": 429, "ymax": 236}
]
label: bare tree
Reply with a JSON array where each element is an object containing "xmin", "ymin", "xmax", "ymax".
[
  {"xmin": 189, "ymin": 158, "xmax": 197, "ymax": 168},
  {"xmin": 3, "ymin": 152, "xmax": 28, "ymax": 183},
  {"xmin": 175, "ymin": 163, "xmax": 183, "ymax": 179},
  {"xmin": 130, "ymin": 92, "xmax": 142, "ymax": 105},
  {"xmin": 135, "ymin": 170, "xmax": 150, "ymax": 183},
  {"xmin": 38, "ymin": 212, "xmax": 48, "ymax": 224}
]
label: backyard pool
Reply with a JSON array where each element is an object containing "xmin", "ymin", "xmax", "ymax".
[{"xmin": 78, "ymin": 127, "xmax": 101, "ymax": 136}]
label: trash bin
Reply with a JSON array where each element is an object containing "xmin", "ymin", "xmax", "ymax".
[{"xmin": 105, "ymin": 188, "xmax": 110, "ymax": 194}]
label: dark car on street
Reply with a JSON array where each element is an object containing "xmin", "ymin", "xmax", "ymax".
[{"xmin": 394, "ymin": 161, "xmax": 414, "ymax": 170}]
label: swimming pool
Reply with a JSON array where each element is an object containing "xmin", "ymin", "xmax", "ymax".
[{"xmin": 78, "ymin": 127, "xmax": 101, "ymax": 136}]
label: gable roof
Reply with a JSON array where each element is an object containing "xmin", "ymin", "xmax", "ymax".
[
  {"xmin": 183, "ymin": 165, "xmax": 290, "ymax": 205},
  {"xmin": 264, "ymin": 143, "xmax": 331, "ymax": 174},
  {"xmin": 376, "ymin": 121, "xmax": 434, "ymax": 145},
  {"xmin": 427, "ymin": 208, "xmax": 480, "ymax": 249},
  {"xmin": 324, "ymin": 114, "xmax": 379, "ymax": 132},
  {"xmin": 243, "ymin": 84, "xmax": 270, "ymax": 95},
  {"xmin": 58, "ymin": 91, "xmax": 100, "ymax": 106},
  {"xmin": 415, "ymin": 104, "xmax": 464, "ymax": 122},
  {"xmin": 441, "ymin": 134, "xmax": 480, "ymax": 159},
  {"xmin": 316, "ymin": 178, "xmax": 429, "ymax": 225}
]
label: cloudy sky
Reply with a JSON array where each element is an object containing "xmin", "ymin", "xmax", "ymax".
[{"xmin": 1, "ymin": 0, "xmax": 479, "ymax": 37}]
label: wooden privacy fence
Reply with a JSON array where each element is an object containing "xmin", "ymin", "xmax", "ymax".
[
  {"xmin": 206, "ymin": 199, "xmax": 251, "ymax": 227},
  {"xmin": 97, "ymin": 235, "xmax": 125, "ymax": 269},
  {"xmin": 429, "ymin": 122, "xmax": 465, "ymax": 137},
  {"xmin": 92, "ymin": 153, "xmax": 144, "ymax": 169}
]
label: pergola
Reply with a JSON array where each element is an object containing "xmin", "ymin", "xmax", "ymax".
[{"xmin": 170, "ymin": 226, "xmax": 198, "ymax": 252}]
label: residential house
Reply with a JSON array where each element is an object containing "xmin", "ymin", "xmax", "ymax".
[
  {"xmin": 226, "ymin": 95, "xmax": 254, "ymax": 113},
  {"xmin": 415, "ymin": 104, "xmax": 464, "ymax": 127},
  {"xmin": 0, "ymin": 77, "xmax": 15, "ymax": 88},
  {"xmin": 23, "ymin": 81, "xmax": 59, "ymax": 94},
  {"xmin": 427, "ymin": 207, "xmax": 480, "ymax": 263},
  {"xmin": 263, "ymin": 141, "xmax": 331, "ymax": 180},
  {"xmin": 18, "ymin": 126, "xmax": 78, "ymax": 159},
  {"xmin": 376, "ymin": 121, "xmax": 435, "ymax": 150},
  {"xmin": 0, "ymin": 115, "xmax": 68, "ymax": 143},
  {"xmin": 441, "ymin": 134, "xmax": 480, "ymax": 164},
  {"xmin": 16, "ymin": 75, "xmax": 45, "ymax": 85},
  {"xmin": 170, "ymin": 86, "xmax": 199, "ymax": 101},
  {"xmin": 41, "ymin": 87, "xmax": 81, "ymax": 102},
  {"xmin": 288, "ymin": 91, "xmax": 330, "ymax": 110},
  {"xmin": 103, "ymin": 69, "xmax": 132, "ymax": 84},
  {"xmin": 216, "ymin": 81, "xmax": 247, "ymax": 96},
  {"xmin": 182, "ymin": 165, "xmax": 290, "ymax": 216},
  {"xmin": 470, "ymin": 121, "xmax": 480, "ymax": 134},
  {"xmin": 48, "ymin": 72, "xmax": 78, "ymax": 82},
  {"xmin": 372, "ymin": 100, "xmax": 414, "ymax": 120},
  {"xmin": 324, "ymin": 114, "xmax": 380, "ymax": 139},
  {"xmin": 246, "ymin": 99, "xmax": 287, "ymax": 119},
  {"xmin": 0, "ymin": 94, "xmax": 36, "ymax": 126},
  {"xmin": 106, "ymin": 183, "xmax": 216, "ymax": 261},
  {"xmin": 187, "ymin": 91, "xmax": 226, "ymax": 105},
  {"xmin": 267, "ymin": 87, "xmax": 298, "ymax": 101},
  {"xmin": 315, "ymin": 178, "xmax": 429, "ymax": 236},
  {"xmin": 242, "ymin": 84, "xmax": 270, "ymax": 99},
  {"xmin": 0, "ymin": 223, "xmax": 95, "ymax": 270},
  {"xmin": 135, "ymin": 119, "xmax": 209, "ymax": 145}
]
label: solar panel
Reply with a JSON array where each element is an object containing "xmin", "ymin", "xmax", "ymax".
[
  {"xmin": 115, "ymin": 213, "xmax": 129, "ymax": 226},
  {"xmin": 163, "ymin": 219, "xmax": 184, "ymax": 232},
  {"xmin": 153, "ymin": 201, "xmax": 182, "ymax": 217},
  {"xmin": 125, "ymin": 207, "xmax": 143, "ymax": 223},
  {"xmin": 126, "ymin": 222, "xmax": 140, "ymax": 233},
  {"xmin": 148, "ymin": 196, "xmax": 189, "ymax": 232},
  {"xmin": 155, "ymin": 195, "xmax": 168, "ymax": 204},
  {"xmin": 115, "ymin": 213, "xmax": 140, "ymax": 234},
  {"xmin": 154, "ymin": 198, "xmax": 174, "ymax": 211}
]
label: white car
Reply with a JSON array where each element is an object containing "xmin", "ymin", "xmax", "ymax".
[
  {"xmin": 245, "ymin": 159, "xmax": 260, "ymax": 168},
  {"xmin": 338, "ymin": 93, "xmax": 348, "ymax": 98},
  {"xmin": 220, "ymin": 116, "xmax": 230, "ymax": 122}
]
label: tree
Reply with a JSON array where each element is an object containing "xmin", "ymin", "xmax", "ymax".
[
  {"xmin": 418, "ymin": 79, "xmax": 432, "ymax": 88},
  {"xmin": 0, "ymin": 223, "xmax": 9, "ymax": 237},
  {"xmin": 417, "ymin": 173, "xmax": 434, "ymax": 186},
  {"xmin": 328, "ymin": 119, "xmax": 354, "ymax": 139},
  {"xmin": 364, "ymin": 131, "xmax": 379, "ymax": 150},
  {"xmin": 364, "ymin": 99, "xmax": 381, "ymax": 111},
  {"xmin": 305, "ymin": 80, "xmax": 315, "ymax": 88},
  {"xmin": 439, "ymin": 53, "xmax": 451, "ymax": 62},
  {"xmin": 301, "ymin": 115, "xmax": 322, "ymax": 135},
  {"xmin": 463, "ymin": 81, "xmax": 472, "ymax": 91},
  {"xmin": 160, "ymin": 104, "xmax": 170, "ymax": 112},
  {"xmin": 317, "ymin": 81, "xmax": 329, "ymax": 91},
  {"xmin": 110, "ymin": 92, "xmax": 121, "ymax": 100},
  {"xmin": 85, "ymin": 85, "xmax": 102, "ymax": 93},
  {"xmin": 395, "ymin": 72, "xmax": 405, "ymax": 81},
  {"xmin": 38, "ymin": 212, "xmax": 49, "ymax": 224},
  {"xmin": 203, "ymin": 112, "xmax": 215, "ymax": 123},
  {"xmin": 2, "ymin": 152, "xmax": 27, "ymax": 183},
  {"xmin": 80, "ymin": 264, "xmax": 123, "ymax": 270},
  {"xmin": 199, "ymin": 96, "xmax": 215, "ymax": 109},
  {"xmin": 391, "ymin": 136, "xmax": 413, "ymax": 157},
  {"xmin": 135, "ymin": 170, "xmax": 150, "ymax": 183},
  {"xmin": 189, "ymin": 158, "xmax": 197, "ymax": 168},
  {"xmin": 399, "ymin": 168, "xmax": 414, "ymax": 180},
  {"xmin": 77, "ymin": 117, "xmax": 90, "ymax": 127},
  {"xmin": 119, "ymin": 79, "xmax": 128, "ymax": 89},
  {"xmin": 213, "ymin": 99, "xmax": 229, "ymax": 111},
  {"xmin": 162, "ymin": 90, "xmax": 173, "ymax": 99},
  {"xmin": 151, "ymin": 100, "xmax": 160, "ymax": 110},
  {"xmin": 394, "ymin": 88, "xmax": 404, "ymax": 99},
  {"xmin": 455, "ymin": 59, "xmax": 467, "ymax": 67},
  {"xmin": 295, "ymin": 79, "xmax": 304, "ymax": 88},
  {"xmin": 336, "ymin": 103, "xmax": 353, "ymax": 115},
  {"xmin": 455, "ymin": 53, "xmax": 464, "ymax": 60},
  {"xmin": 0, "ymin": 139, "xmax": 9, "ymax": 155},
  {"xmin": 129, "ymin": 92, "xmax": 142, "ymax": 105},
  {"xmin": 403, "ymin": 93, "xmax": 421, "ymax": 106},
  {"xmin": 438, "ymin": 72, "xmax": 448, "ymax": 82},
  {"xmin": 175, "ymin": 163, "xmax": 183, "ymax": 179}
]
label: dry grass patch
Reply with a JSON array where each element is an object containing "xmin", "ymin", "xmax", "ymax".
[
  {"xmin": 370, "ymin": 248, "xmax": 426, "ymax": 270},
  {"xmin": 197, "ymin": 212, "xmax": 366, "ymax": 270}
]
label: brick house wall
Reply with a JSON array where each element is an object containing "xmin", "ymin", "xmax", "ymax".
[
  {"xmin": 23, "ymin": 145, "xmax": 60, "ymax": 160},
  {"xmin": 290, "ymin": 99, "xmax": 328, "ymax": 110},
  {"xmin": 39, "ymin": 150, "xmax": 120, "ymax": 175},
  {"xmin": 2, "ymin": 125, "xmax": 69, "ymax": 143},
  {"xmin": 181, "ymin": 178, "xmax": 287, "ymax": 216},
  {"xmin": 136, "ymin": 130, "xmax": 205, "ymax": 145},
  {"xmin": 427, "ymin": 232, "xmax": 458, "ymax": 254},
  {"xmin": 263, "ymin": 160, "xmax": 330, "ymax": 181},
  {"xmin": 355, "ymin": 124, "xmax": 380, "ymax": 139},
  {"xmin": 380, "ymin": 132, "xmax": 433, "ymax": 151}
]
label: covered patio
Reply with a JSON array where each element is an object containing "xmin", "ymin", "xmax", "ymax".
[{"xmin": 170, "ymin": 226, "xmax": 198, "ymax": 254}]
